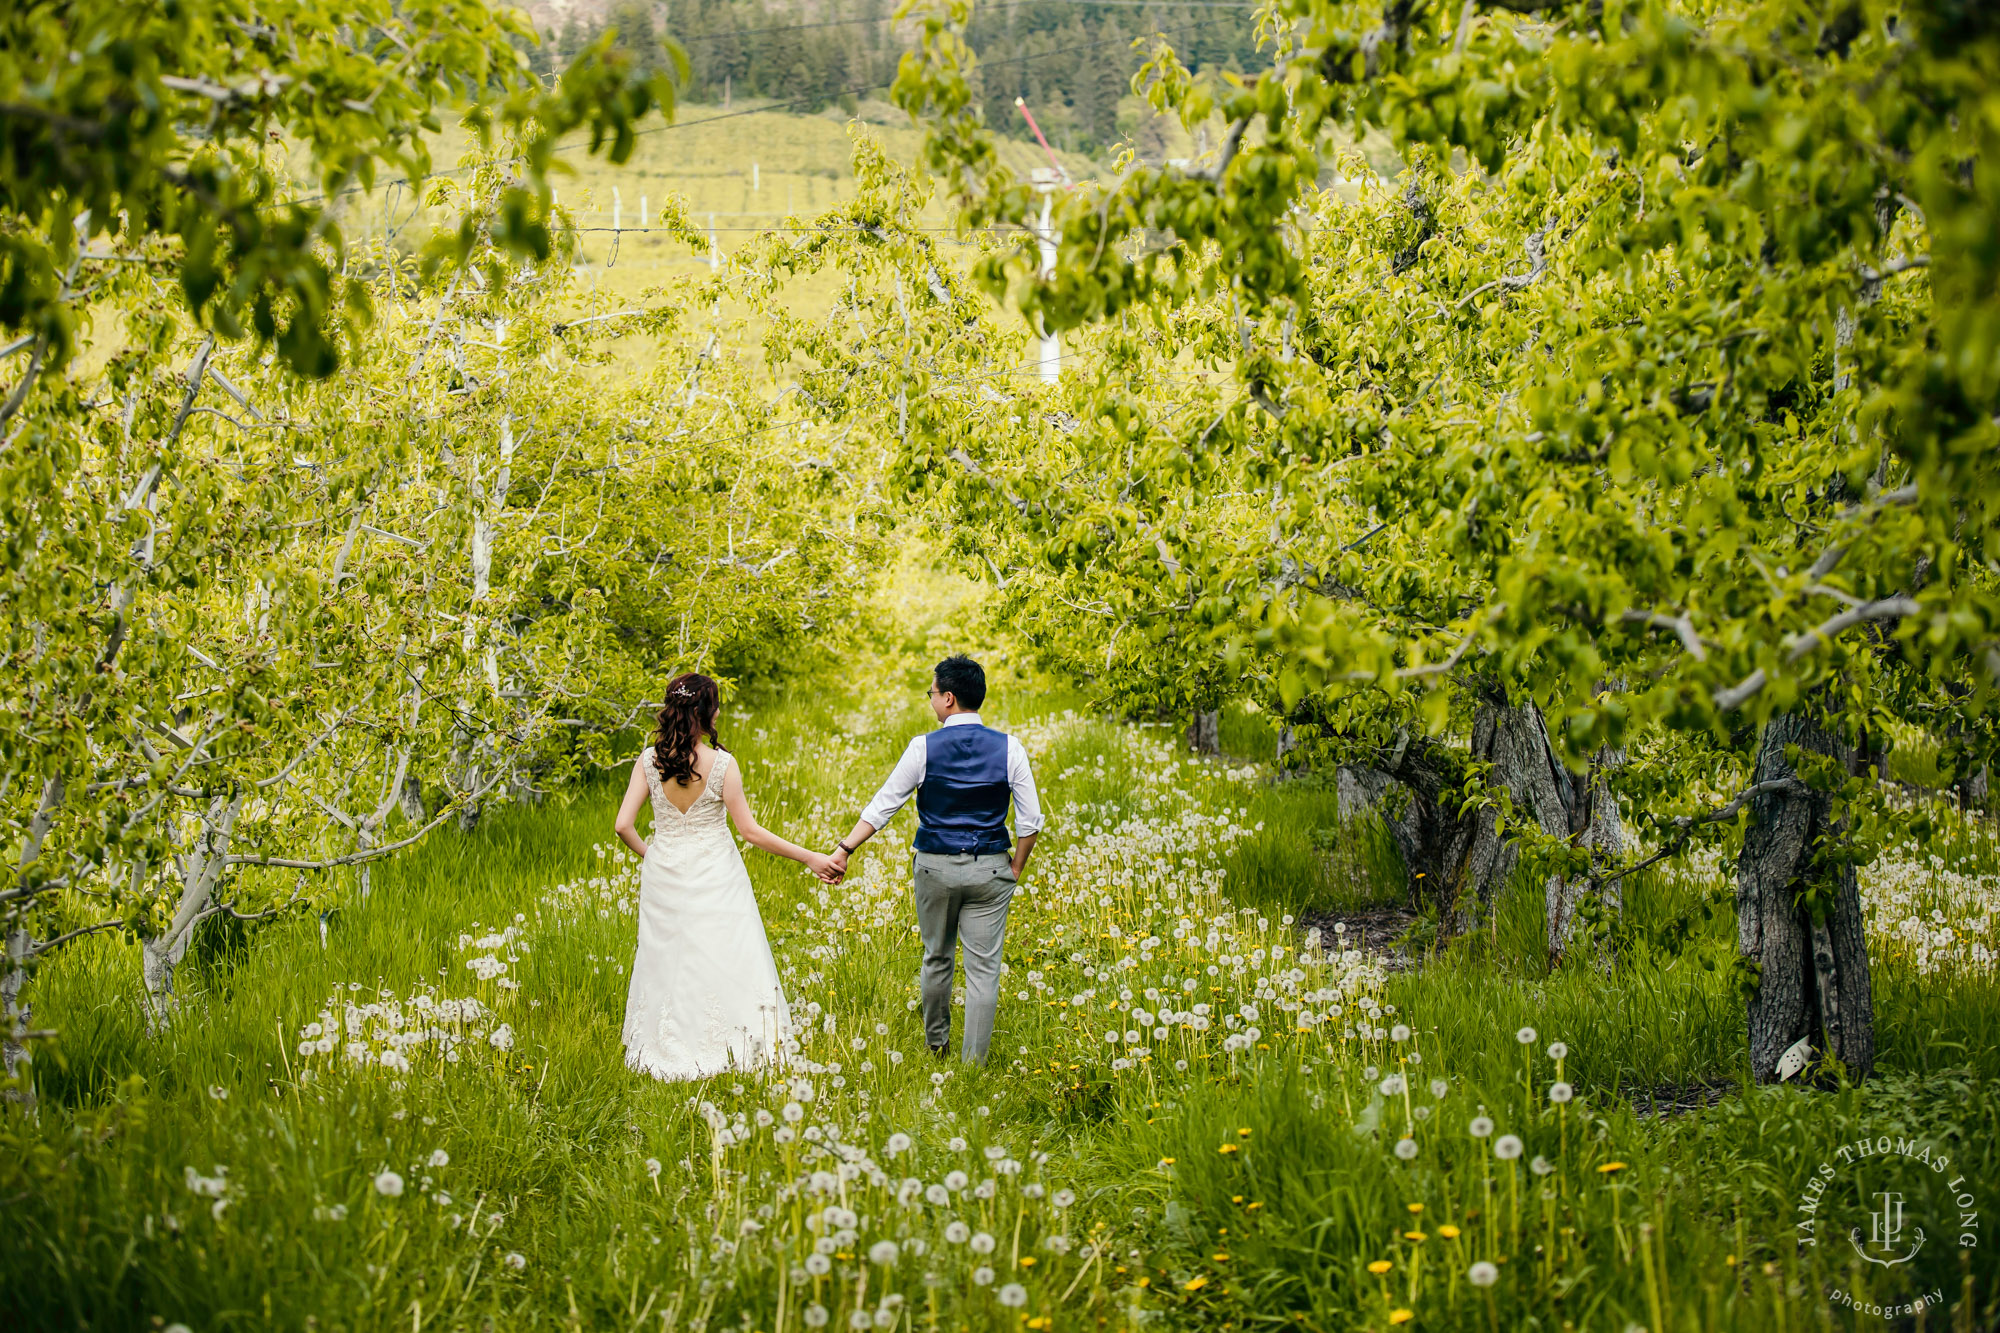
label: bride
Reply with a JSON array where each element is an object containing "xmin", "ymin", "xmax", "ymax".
[{"xmin": 612, "ymin": 673, "xmax": 833, "ymax": 1081}]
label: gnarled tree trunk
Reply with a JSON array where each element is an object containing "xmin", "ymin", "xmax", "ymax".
[
  {"xmin": 1337, "ymin": 702, "xmax": 1624, "ymax": 949},
  {"xmin": 1544, "ymin": 744, "xmax": 1626, "ymax": 968},
  {"xmin": 1185, "ymin": 709, "xmax": 1220, "ymax": 755},
  {"xmin": 1736, "ymin": 714, "xmax": 1876, "ymax": 1083}
]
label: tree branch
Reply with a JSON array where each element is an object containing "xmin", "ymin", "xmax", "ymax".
[
  {"xmin": 947, "ymin": 448, "xmax": 1029, "ymax": 516},
  {"xmin": 1392, "ymin": 604, "xmax": 1503, "ymax": 679},
  {"xmin": 1456, "ymin": 229, "xmax": 1547, "ymax": 307},
  {"xmin": 225, "ymin": 771, "xmax": 508, "ymax": 869},
  {"xmin": 1621, "ymin": 609, "xmax": 1708, "ymax": 662},
  {"xmin": 1594, "ymin": 777, "xmax": 1811, "ymax": 887}
]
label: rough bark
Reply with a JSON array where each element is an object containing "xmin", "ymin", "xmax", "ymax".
[
  {"xmin": 1276, "ymin": 723, "xmax": 1301, "ymax": 771},
  {"xmin": 399, "ymin": 776, "xmax": 427, "ymax": 824},
  {"xmin": 1185, "ymin": 709, "xmax": 1220, "ymax": 755},
  {"xmin": 1544, "ymin": 744, "xmax": 1627, "ymax": 967},
  {"xmin": 1337, "ymin": 703, "xmax": 1623, "ymax": 948},
  {"xmin": 1736, "ymin": 714, "xmax": 1876, "ymax": 1083}
]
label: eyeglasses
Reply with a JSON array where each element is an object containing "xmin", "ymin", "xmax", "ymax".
[{"xmin": 925, "ymin": 686, "xmax": 942, "ymax": 698}]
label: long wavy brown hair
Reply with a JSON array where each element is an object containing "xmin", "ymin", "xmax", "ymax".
[{"xmin": 652, "ymin": 672, "xmax": 725, "ymax": 787}]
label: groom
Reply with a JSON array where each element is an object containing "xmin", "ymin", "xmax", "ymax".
[{"xmin": 825, "ymin": 654, "xmax": 1042, "ymax": 1063}]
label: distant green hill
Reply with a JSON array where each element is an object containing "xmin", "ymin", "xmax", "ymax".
[{"xmin": 518, "ymin": 0, "xmax": 1260, "ymax": 159}]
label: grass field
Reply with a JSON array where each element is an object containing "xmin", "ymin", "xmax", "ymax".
[
  {"xmin": 331, "ymin": 101, "xmax": 1101, "ymax": 307},
  {"xmin": 7, "ymin": 571, "xmax": 2000, "ymax": 1331}
]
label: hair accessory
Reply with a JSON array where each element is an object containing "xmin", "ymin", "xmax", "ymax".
[{"xmin": 671, "ymin": 684, "xmax": 696, "ymax": 699}]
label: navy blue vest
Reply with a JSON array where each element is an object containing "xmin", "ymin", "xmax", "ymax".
[{"xmin": 914, "ymin": 725, "xmax": 1014, "ymax": 855}]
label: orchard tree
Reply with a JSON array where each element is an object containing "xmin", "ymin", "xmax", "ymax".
[
  {"xmin": 0, "ymin": 0, "xmax": 683, "ymax": 1077},
  {"xmin": 2, "ymin": 126, "xmax": 895, "ymax": 1064},
  {"xmin": 890, "ymin": 0, "xmax": 2000, "ymax": 1081}
]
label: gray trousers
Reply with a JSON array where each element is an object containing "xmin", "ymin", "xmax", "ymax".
[{"xmin": 912, "ymin": 851, "xmax": 1017, "ymax": 1063}]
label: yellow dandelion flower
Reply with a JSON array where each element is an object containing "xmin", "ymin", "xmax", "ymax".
[
  {"xmin": 1219, "ymin": 1144, "xmax": 1239, "ymax": 1155},
  {"xmin": 1389, "ymin": 1310, "xmax": 1415, "ymax": 1325},
  {"xmin": 1597, "ymin": 1161, "xmax": 1628, "ymax": 1174},
  {"xmin": 1237, "ymin": 1128, "xmax": 1252, "ymax": 1138},
  {"xmin": 1438, "ymin": 1225, "xmax": 1461, "ymax": 1239},
  {"xmin": 1404, "ymin": 1231, "xmax": 1427, "ymax": 1242},
  {"xmin": 1368, "ymin": 1260, "xmax": 1393, "ymax": 1275},
  {"xmin": 1184, "ymin": 1275, "xmax": 1209, "ymax": 1291},
  {"xmin": 1407, "ymin": 1203, "xmax": 1424, "ymax": 1214}
]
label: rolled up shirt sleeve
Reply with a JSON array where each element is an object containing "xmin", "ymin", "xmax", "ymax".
[
  {"xmin": 1007, "ymin": 735, "xmax": 1044, "ymax": 837},
  {"xmin": 859, "ymin": 734, "xmax": 928, "ymax": 831}
]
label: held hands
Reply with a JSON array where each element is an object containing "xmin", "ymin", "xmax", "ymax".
[{"xmin": 816, "ymin": 846, "xmax": 850, "ymax": 884}]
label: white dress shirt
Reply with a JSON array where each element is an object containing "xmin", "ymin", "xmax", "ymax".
[{"xmin": 859, "ymin": 712, "xmax": 1044, "ymax": 838}]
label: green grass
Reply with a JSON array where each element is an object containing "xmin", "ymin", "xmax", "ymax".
[{"xmin": 7, "ymin": 657, "xmax": 2000, "ymax": 1331}]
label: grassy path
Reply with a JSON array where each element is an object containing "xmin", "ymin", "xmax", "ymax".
[{"xmin": 7, "ymin": 672, "xmax": 2000, "ymax": 1331}]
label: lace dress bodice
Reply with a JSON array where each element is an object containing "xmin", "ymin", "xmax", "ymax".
[
  {"xmin": 623, "ymin": 746, "xmax": 788, "ymax": 1082},
  {"xmin": 641, "ymin": 750, "xmax": 734, "ymax": 846}
]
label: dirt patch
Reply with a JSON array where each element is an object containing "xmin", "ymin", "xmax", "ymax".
[
  {"xmin": 1300, "ymin": 906, "xmax": 1422, "ymax": 972},
  {"xmin": 1625, "ymin": 1081, "xmax": 1735, "ymax": 1119}
]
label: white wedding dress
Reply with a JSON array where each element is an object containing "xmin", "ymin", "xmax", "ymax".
[{"xmin": 622, "ymin": 750, "xmax": 791, "ymax": 1081}]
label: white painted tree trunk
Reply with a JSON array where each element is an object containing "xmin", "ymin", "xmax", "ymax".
[
  {"xmin": 3, "ymin": 774, "xmax": 66, "ymax": 1103},
  {"xmin": 1034, "ymin": 193, "xmax": 1060, "ymax": 383},
  {"xmin": 142, "ymin": 790, "xmax": 244, "ymax": 1033},
  {"xmin": 459, "ymin": 343, "xmax": 517, "ymax": 830}
]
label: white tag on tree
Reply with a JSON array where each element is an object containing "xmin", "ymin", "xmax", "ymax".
[{"xmin": 1776, "ymin": 1036, "xmax": 1812, "ymax": 1081}]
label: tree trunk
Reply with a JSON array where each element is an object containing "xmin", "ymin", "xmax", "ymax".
[
  {"xmin": 3, "ymin": 774, "xmax": 66, "ymax": 1106},
  {"xmin": 1337, "ymin": 703, "xmax": 1623, "ymax": 947},
  {"xmin": 1276, "ymin": 723, "xmax": 1300, "ymax": 774},
  {"xmin": 2, "ymin": 928, "xmax": 34, "ymax": 1108},
  {"xmin": 1185, "ymin": 709, "xmax": 1220, "ymax": 755},
  {"xmin": 143, "ymin": 791, "xmax": 242, "ymax": 1033},
  {"xmin": 399, "ymin": 777, "xmax": 427, "ymax": 824},
  {"xmin": 1337, "ymin": 722, "xmax": 1501, "ymax": 932},
  {"xmin": 1736, "ymin": 714, "xmax": 1876, "ymax": 1083},
  {"xmin": 1545, "ymin": 745, "xmax": 1626, "ymax": 968}
]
